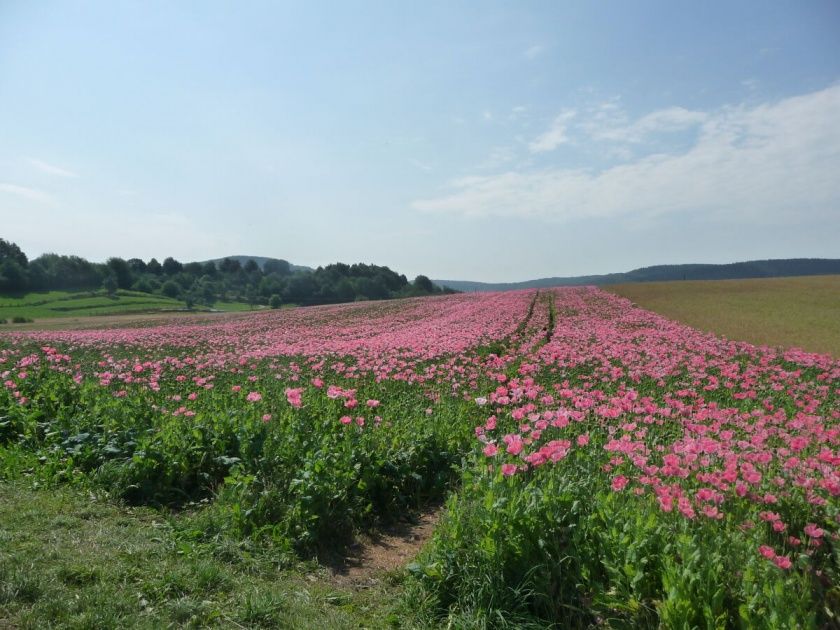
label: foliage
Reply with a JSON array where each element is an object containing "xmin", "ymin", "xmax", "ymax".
[{"xmin": 0, "ymin": 240, "xmax": 453, "ymax": 308}]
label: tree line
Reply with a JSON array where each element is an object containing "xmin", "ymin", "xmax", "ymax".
[{"xmin": 0, "ymin": 239, "xmax": 455, "ymax": 307}]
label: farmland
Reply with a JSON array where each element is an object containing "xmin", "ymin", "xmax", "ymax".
[
  {"xmin": 606, "ymin": 275, "xmax": 840, "ymax": 358},
  {"xmin": 1, "ymin": 288, "xmax": 838, "ymax": 628},
  {"xmin": 0, "ymin": 290, "xmax": 260, "ymax": 324}
]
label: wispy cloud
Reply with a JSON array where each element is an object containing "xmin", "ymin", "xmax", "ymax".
[
  {"xmin": 26, "ymin": 157, "xmax": 79, "ymax": 178},
  {"xmin": 528, "ymin": 110, "xmax": 575, "ymax": 153},
  {"xmin": 0, "ymin": 183, "xmax": 55, "ymax": 204},
  {"xmin": 413, "ymin": 85, "xmax": 840, "ymax": 225},
  {"xmin": 585, "ymin": 106, "xmax": 707, "ymax": 143}
]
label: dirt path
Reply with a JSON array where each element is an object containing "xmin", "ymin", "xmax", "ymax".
[{"xmin": 326, "ymin": 508, "xmax": 441, "ymax": 586}]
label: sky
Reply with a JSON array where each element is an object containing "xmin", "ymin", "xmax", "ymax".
[{"xmin": 1, "ymin": 1, "xmax": 839, "ymax": 282}]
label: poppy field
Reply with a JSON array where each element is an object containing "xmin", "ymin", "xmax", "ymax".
[{"xmin": 1, "ymin": 288, "xmax": 838, "ymax": 627}]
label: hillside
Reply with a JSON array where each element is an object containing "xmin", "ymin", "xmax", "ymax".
[{"xmin": 435, "ymin": 258, "xmax": 840, "ymax": 292}]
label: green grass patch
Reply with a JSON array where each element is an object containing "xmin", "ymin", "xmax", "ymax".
[
  {"xmin": 0, "ymin": 480, "xmax": 398, "ymax": 628},
  {"xmin": 0, "ymin": 290, "xmax": 186, "ymax": 321}
]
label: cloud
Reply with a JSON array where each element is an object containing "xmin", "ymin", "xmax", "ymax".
[
  {"xmin": 26, "ymin": 158, "xmax": 78, "ymax": 178},
  {"xmin": 588, "ymin": 106, "xmax": 708, "ymax": 143},
  {"xmin": 413, "ymin": 85, "xmax": 840, "ymax": 225},
  {"xmin": 528, "ymin": 110, "xmax": 576, "ymax": 153},
  {"xmin": 0, "ymin": 183, "xmax": 55, "ymax": 204}
]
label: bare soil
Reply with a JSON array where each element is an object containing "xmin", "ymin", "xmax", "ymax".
[{"xmin": 326, "ymin": 508, "xmax": 441, "ymax": 586}]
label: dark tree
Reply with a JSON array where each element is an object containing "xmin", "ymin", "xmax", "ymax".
[
  {"xmin": 244, "ymin": 259, "xmax": 260, "ymax": 273},
  {"xmin": 264, "ymin": 259, "xmax": 291, "ymax": 276},
  {"xmin": 162, "ymin": 257, "xmax": 183, "ymax": 275},
  {"xmin": 0, "ymin": 260, "xmax": 28, "ymax": 292},
  {"xmin": 161, "ymin": 280, "xmax": 180, "ymax": 298},
  {"xmin": 102, "ymin": 274, "xmax": 118, "ymax": 296},
  {"xmin": 127, "ymin": 258, "xmax": 147, "ymax": 273},
  {"xmin": 414, "ymin": 275, "xmax": 435, "ymax": 293},
  {"xmin": 147, "ymin": 258, "xmax": 163, "ymax": 275},
  {"xmin": 183, "ymin": 262, "xmax": 204, "ymax": 277},
  {"xmin": 269, "ymin": 294, "xmax": 282, "ymax": 309},
  {"xmin": 106, "ymin": 257, "xmax": 133, "ymax": 289},
  {"xmin": 219, "ymin": 258, "xmax": 242, "ymax": 274},
  {"xmin": 0, "ymin": 239, "xmax": 28, "ymax": 267}
]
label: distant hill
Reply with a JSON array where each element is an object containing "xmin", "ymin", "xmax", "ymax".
[
  {"xmin": 199, "ymin": 256, "xmax": 314, "ymax": 273},
  {"xmin": 435, "ymin": 258, "xmax": 840, "ymax": 292}
]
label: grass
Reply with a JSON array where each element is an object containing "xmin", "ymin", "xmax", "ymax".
[
  {"xmin": 604, "ymin": 274, "xmax": 840, "ymax": 357},
  {"xmin": 0, "ymin": 480, "xmax": 398, "ymax": 629},
  {"xmin": 0, "ymin": 291, "xmax": 262, "ymax": 322}
]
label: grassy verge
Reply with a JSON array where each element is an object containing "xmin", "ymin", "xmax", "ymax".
[
  {"xmin": 0, "ymin": 480, "xmax": 397, "ymax": 629},
  {"xmin": 604, "ymin": 275, "xmax": 840, "ymax": 357}
]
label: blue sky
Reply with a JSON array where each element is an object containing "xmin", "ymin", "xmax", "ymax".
[{"xmin": 1, "ymin": 1, "xmax": 838, "ymax": 281}]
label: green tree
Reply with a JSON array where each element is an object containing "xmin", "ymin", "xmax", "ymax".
[
  {"xmin": 0, "ymin": 239, "xmax": 28, "ymax": 267},
  {"xmin": 219, "ymin": 258, "xmax": 242, "ymax": 274},
  {"xmin": 0, "ymin": 260, "xmax": 28, "ymax": 293},
  {"xmin": 162, "ymin": 257, "xmax": 182, "ymax": 275},
  {"xmin": 269, "ymin": 294, "xmax": 282, "ymax": 309},
  {"xmin": 147, "ymin": 258, "xmax": 163, "ymax": 275},
  {"xmin": 127, "ymin": 258, "xmax": 147, "ymax": 273},
  {"xmin": 264, "ymin": 259, "xmax": 291, "ymax": 275},
  {"xmin": 161, "ymin": 280, "xmax": 180, "ymax": 299},
  {"xmin": 102, "ymin": 273, "xmax": 118, "ymax": 296},
  {"xmin": 106, "ymin": 257, "xmax": 133, "ymax": 289},
  {"xmin": 413, "ymin": 275, "xmax": 435, "ymax": 293}
]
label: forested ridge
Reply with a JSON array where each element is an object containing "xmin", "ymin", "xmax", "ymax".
[{"xmin": 0, "ymin": 238, "xmax": 453, "ymax": 307}]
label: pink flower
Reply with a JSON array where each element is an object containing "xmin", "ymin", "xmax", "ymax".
[
  {"xmin": 576, "ymin": 433, "xmax": 590, "ymax": 446},
  {"xmin": 366, "ymin": 399, "xmax": 380, "ymax": 408},
  {"xmin": 246, "ymin": 391, "xmax": 262, "ymax": 402},
  {"xmin": 503, "ymin": 434, "xmax": 523, "ymax": 456},
  {"xmin": 285, "ymin": 387, "xmax": 303, "ymax": 408},
  {"xmin": 262, "ymin": 414, "xmax": 272, "ymax": 422},
  {"xmin": 501, "ymin": 463, "xmax": 517, "ymax": 477},
  {"xmin": 773, "ymin": 555, "xmax": 792, "ymax": 570},
  {"xmin": 339, "ymin": 415, "xmax": 352, "ymax": 425},
  {"xmin": 804, "ymin": 523, "xmax": 824, "ymax": 539},
  {"xmin": 758, "ymin": 545, "xmax": 775, "ymax": 560},
  {"xmin": 483, "ymin": 443, "xmax": 499, "ymax": 457},
  {"xmin": 611, "ymin": 475, "xmax": 629, "ymax": 492}
]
